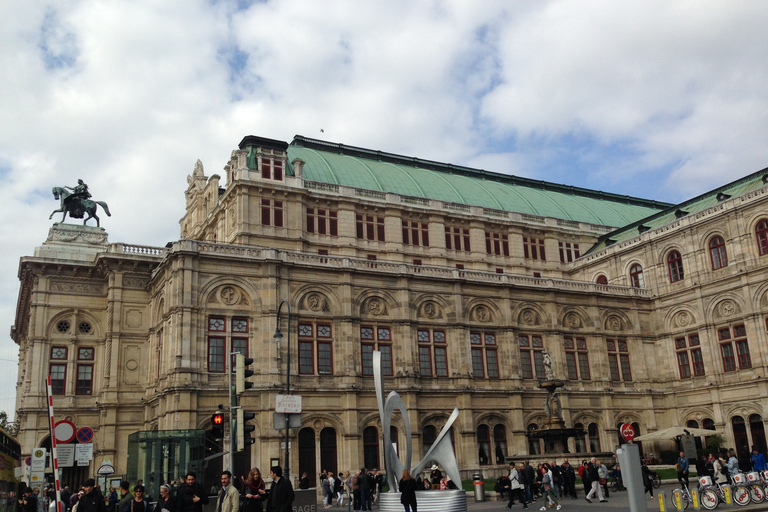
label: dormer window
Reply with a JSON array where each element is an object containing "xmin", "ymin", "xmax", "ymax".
[{"xmin": 261, "ymin": 157, "xmax": 283, "ymax": 181}]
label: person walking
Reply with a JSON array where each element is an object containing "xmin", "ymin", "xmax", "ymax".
[
  {"xmin": 597, "ymin": 460, "xmax": 609, "ymax": 498},
  {"xmin": 641, "ymin": 462, "xmax": 654, "ymax": 500},
  {"xmin": 676, "ymin": 452, "xmax": 689, "ymax": 487},
  {"xmin": 126, "ymin": 485, "xmax": 150, "ymax": 512},
  {"xmin": 585, "ymin": 458, "xmax": 606, "ymax": 503},
  {"xmin": 505, "ymin": 462, "xmax": 528, "ymax": 510},
  {"xmin": 215, "ymin": 472, "xmax": 240, "ymax": 512},
  {"xmin": 398, "ymin": 470, "xmax": 417, "ymax": 512},
  {"xmin": 752, "ymin": 448, "xmax": 767, "ymax": 471},
  {"xmin": 176, "ymin": 473, "xmax": 208, "ymax": 512},
  {"xmin": 540, "ymin": 464, "xmax": 561, "ymax": 511},
  {"xmin": 155, "ymin": 485, "xmax": 174, "ymax": 512},
  {"xmin": 241, "ymin": 468, "xmax": 266, "ymax": 512},
  {"xmin": 267, "ymin": 466, "xmax": 295, "ymax": 512},
  {"xmin": 75, "ymin": 481, "xmax": 105, "ymax": 512},
  {"xmin": 561, "ymin": 460, "xmax": 577, "ymax": 500}
]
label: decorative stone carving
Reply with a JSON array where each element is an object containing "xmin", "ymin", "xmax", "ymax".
[
  {"xmin": 306, "ymin": 293, "xmax": 325, "ymax": 312},
  {"xmin": 123, "ymin": 275, "xmax": 149, "ymax": 289},
  {"xmin": 521, "ymin": 309, "xmax": 539, "ymax": 326},
  {"xmin": 720, "ymin": 300, "xmax": 736, "ymax": 317},
  {"xmin": 607, "ymin": 316, "xmax": 623, "ymax": 332},
  {"xmin": 50, "ymin": 278, "xmax": 105, "ymax": 296},
  {"xmin": 422, "ymin": 301, "xmax": 440, "ymax": 319},
  {"xmin": 675, "ymin": 311, "xmax": 691, "ymax": 327},
  {"xmin": 474, "ymin": 305, "xmax": 491, "ymax": 323},
  {"xmin": 367, "ymin": 298, "xmax": 386, "ymax": 316},
  {"xmin": 565, "ymin": 313, "xmax": 581, "ymax": 329},
  {"xmin": 220, "ymin": 286, "xmax": 239, "ymax": 305}
]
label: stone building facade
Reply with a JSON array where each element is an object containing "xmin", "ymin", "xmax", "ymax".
[{"xmin": 12, "ymin": 134, "xmax": 768, "ymax": 491}]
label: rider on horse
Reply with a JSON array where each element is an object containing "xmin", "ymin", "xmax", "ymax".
[{"xmin": 64, "ymin": 179, "xmax": 91, "ymax": 217}]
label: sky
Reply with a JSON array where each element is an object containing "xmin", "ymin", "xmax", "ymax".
[{"xmin": 2, "ymin": 0, "xmax": 768, "ymax": 421}]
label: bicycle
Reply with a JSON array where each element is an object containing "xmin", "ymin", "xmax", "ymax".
[
  {"xmin": 699, "ymin": 475, "xmax": 750, "ymax": 509},
  {"xmin": 650, "ymin": 471, "xmax": 661, "ymax": 489},
  {"xmin": 669, "ymin": 483, "xmax": 693, "ymax": 510},
  {"xmin": 745, "ymin": 471, "xmax": 766, "ymax": 504}
]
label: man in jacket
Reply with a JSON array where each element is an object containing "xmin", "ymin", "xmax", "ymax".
[
  {"xmin": 504, "ymin": 462, "xmax": 528, "ymax": 510},
  {"xmin": 78, "ymin": 480, "xmax": 106, "ymax": 512},
  {"xmin": 357, "ymin": 468, "xmax": 370, "ymax": 512},
  {"xmin": 561, "ymin": 459, "xmax": 577, "ymax": 499},
  {"xmin": 268, "ymin": 466, "xmax": 294, "ymax": 512},
  {"xmin": 216, "ymin": 471, "xmax": 239, "ymax": 512},
  {"xmin": 677, "ymin": 452, "xmax": 689, "ymax": 487},
  {"xmin": 117, "ymin": 482, "xmax": 133, "ymax": 512},
  {"xmin": 177, "ymin": 472, "xmax": 209, "ymax": 512},
  {"xmin": 522, "ymin": 461, "xmax": 536, "ymax": 504},
  {"xmin": 752, "ymin": 448, "xmax": 767, "ymax": 471},
  {"xmin": 585, "ymin": 458, "xmax": 606, "ymax": 503}
]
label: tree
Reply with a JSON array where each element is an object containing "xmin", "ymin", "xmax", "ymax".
[{"xmin": 0, "ymin": 411, "xmax": 19, "ymax": 437}]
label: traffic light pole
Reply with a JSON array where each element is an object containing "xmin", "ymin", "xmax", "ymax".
[
  {"xmin": 275, "ymin": 300, "xmax": 291, "ymax": 481},
  {"xmin": 228, "ymin": 351, "xmax": 235, "ymax": 472}
]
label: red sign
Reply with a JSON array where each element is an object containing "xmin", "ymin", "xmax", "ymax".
[
  {"xmin": 620, "ymin": 423, "xmax": 636, "ymax": 442},
  {"xmin": 54, "ymin": 420, "xmax": 76, "ymax": 444},
  {"xmin": 76, "ymin": 427, "xmax": 94, "ymax": 443}
]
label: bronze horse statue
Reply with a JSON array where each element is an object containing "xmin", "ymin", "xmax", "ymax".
[{"xmin": 50, "ymin": 186, "xmax": 111, "ymax": 227}]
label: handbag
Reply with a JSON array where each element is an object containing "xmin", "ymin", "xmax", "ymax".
[{"xmin": 598, "ymin": 478, "xmax": 607, "ymax": 485}]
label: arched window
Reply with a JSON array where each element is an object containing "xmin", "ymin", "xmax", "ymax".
[
  {"xmin": 732, "ymin": 416, "xmax": 748, "ymax": 452},
  {"xmin": 390, "ymin": 426, "xmax": 399, "ymax": 457},
  {"xmin": 494, "ymin": 424, "xmax": 508, "ymax": 464},
  {"xmin": 703, "ymin": 418, "xmax": 715, "ymax": 430},
  {"xmin": 588, "ymin": 423, "xmax": 601, "ymax": 452},
  {"xmin": 596, "ymin": 275, "xmax": 608, "ymax": 285},
  {"xmin": 668, "ymin": 250, "xmax": 684, "ymax": 282},
  {"xmin": 477, "ymin": 424, "xmax": 490, "ymax": 465},
  {"xmin": 363, "ymin": 426, "xmax": 379, "ymax": 470},
  {"xmin": 574, "ymin": 423, "xmax": 586, "ymax": 453},
  {"xmin": 320, "ymin": 427, "xmax": 337, "ymax": 474},
  {"xmin": 750, "ymin": 415, "xmax": 767, "ymax": 455},
  {"xmin": 423, "ymin": 425, "xmax": 437, "ymax": 458},
  {"xmin": 629, "ymin": 264, "xmax": 644, "ymax": 288},
  {"xmin": 298, "ymin": 428, "xmax": 317, "ymax": 487},
  {"xmin": 757, "ymin": 219, "xmax": 768, "ymax": 256},
  {"xmin": 528, "ymin": 424, "xmax": 542, "ymax": 455},
  {"xmin": 709, "ymin": 236, "xmax": 728, "ymax": 270}
]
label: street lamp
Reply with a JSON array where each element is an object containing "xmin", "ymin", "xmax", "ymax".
[{"xmin": 274, "ymin": 300, "xmax": 291, "ymax": 480}]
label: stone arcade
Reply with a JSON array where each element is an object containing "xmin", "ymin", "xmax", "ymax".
[{"xmin": 12, "ymin": 134, "xmax": 768, "ymax": 494}]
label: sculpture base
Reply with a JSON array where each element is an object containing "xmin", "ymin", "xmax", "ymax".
[
  {"xmin": 527, "ymin": 425, "xmax": 587, "ymax": 454},
  {"xmin": 34, "ymin": 223, "xmax": 109, "ymax": 262},
  {"xmin": 379, "ymin": 490, "xmax": 467, "ymax": 512}
]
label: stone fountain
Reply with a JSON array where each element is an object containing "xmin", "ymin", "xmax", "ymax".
[{"xmin": 526, "ymin": 350, "xmax": 586, "ymax": 454}]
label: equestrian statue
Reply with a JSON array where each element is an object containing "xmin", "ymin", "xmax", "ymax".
[{"xmin": 50, "ymin": 179, "xmax": 111, "ymax": 227}]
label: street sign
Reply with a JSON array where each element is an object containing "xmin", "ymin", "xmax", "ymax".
[
  {"xmin": 97, "ymin": 462, "xmax": 115, "ymax": 476},
  {"xmin": 273, "ymin": 412, "xmax": 302, "ymax": 430},
  {"xmin": 276, "ymin": 394, "xmax": 302, "ymax": 413},
  {"xmin": 76, "ymin": 443, "xmax": 93, "ymax": 466},
  {"xmin": 620, "ymin": 423, "xmax": 636, "ymax": 442},
  {"xmin": 76, "ymin": 427, "xmax": 94, "ymax": 444},
  {"xmin": 54, "ymin": 420, "xmax": 76, "ymax": 444},
  {"xmin": 25, "ymin": 456, "xmax": 31, "ymax": 466},
  {"xmin": 57, "ymin": 445, "xmax": 75, "ymax": 467}
]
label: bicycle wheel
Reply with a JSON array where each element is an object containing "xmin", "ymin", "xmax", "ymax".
[
  {"xmin": 699, "ymin": 488, "xmax": 719, "ymax": 510},
  {"xmin": 732, "ymin": 486, "xmax": 751, "ymax": 506},
  {"xmin": 652, "ymin": 474, "xmax": 661, "ymax": 489},
  {"xmin": 750, "ymin": 484, "xmax": 766, "ymax": 504},
  {"xmin": 670, "ymin": 489, "xmax": 691, "ymax": 510}
]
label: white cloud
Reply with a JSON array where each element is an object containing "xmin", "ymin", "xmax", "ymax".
[{"xmin": 2, "ymin": 0, "xmax": 768, "ymax": 418}]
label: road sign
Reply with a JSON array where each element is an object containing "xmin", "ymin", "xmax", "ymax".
[
  {"xmin": 276, "ymin": 394, "xmax": 302, "ymax": 413},
  {"xmin": 273, "ymin": 413, "xmax": 302, "ymax": 430},
  {"xmin": 97, "ymin": 462, "xmax": 115, "ymax": 475},
  {"xmin": 76, "ymin": 427, "xmax": 94, "ymax": 443},
  {"xmin": 25, "ymin": 457, "xmax": 31, "ymax": 466},
  {"xmin": 54, "ymin": 420, "xmax": 76, "ymax": 444},
  {"xmin": 620, "ymin": 423, "xmax": 636, "ymax": 442}
]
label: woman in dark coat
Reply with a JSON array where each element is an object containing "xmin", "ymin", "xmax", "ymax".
[
  {"xmin": 241, "ymin": 468, "xmax": 266, "ymax": 512},
  {"xmin": 155, "ymin": 485, "xmax": 175, "ymax": 512},
  {"xmin": 398, "ymin": 470, "xmax": 417, "ymax": 512}
]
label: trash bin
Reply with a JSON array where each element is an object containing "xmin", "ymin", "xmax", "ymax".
[{"xmin": 473, "ymin": 471, "xmax": 485, "ymax": 502}]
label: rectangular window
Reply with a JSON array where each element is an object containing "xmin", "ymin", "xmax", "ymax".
[
  {"xmin": 417, "ymin": 329, "xmax": 448, "ymax": 377},
  {"xmin": 208, "ymin": 338, "xmax": 225, "ymax": 373},
  {"xmin": 675, "ymin": 334, "xmax": 705, "ymax": 378},
  {"xmin": 361, "ymin": 326, "xmax": 393, "ymax": 376},
  {"xmin": 51, "ymin": 346, "xmax": 68, "ymax": 360},
  {"xmin": 564, "ymin": 337, "xmax": 590, "ymax": 380},
  {"xmin": 261, "ymin": 157, "xmax": 283, "ymax": 181},
  {"xmin": 485, "ymin": 231, "xmax": 510, "ymax": 256},
  {"xmin": 523, "ymin": 237, "xmax": 546, "ymax": 260},
  {"xmin": 719, "ymin": 324, "xmax": 751, "ymax": 372},
  {"xmin": 559, "ymin": 242, "xmax": 581, "ymax": 263},
  {"xmin": 607, "ymin": 338, "xmax": 631, "ymax": 381},
  {"xmin": 445, "ymin": 226, "xmax": 471, "ymax": 252},
  {"xmin": 76, "ymin": 365, "xmax": 93, "ymax": 395},
  {"xmin": 232, "ymin": 338, "xmax": 248, "ymax": 356},
  {"xmin": 470, "ymin": 332, "xmax": 499, "ymax": 378},
  {"xmin": 50, "ymin": 363, "xmax": 66, "ymax": 395},
  {"xmin": 356, "ymin": 214, "xmax": 385, "ymax": 241},
  {"xmin": 307, "ymin": 207, "xmax": 339, "ymax": 236},
  {"xmin": 402, "ymin": 220, "xmax": 429, "ymax": 247},
  {"xmin": 519, "ymin": 334, "xmax": 544, "ymax": 379},
  {"xmin": 261, "ymin": 199, "xmax": 284, "ymax": 227},
  {"xmin": 298, "ymin": 322, "xmax": 333, "ymax": 375}
]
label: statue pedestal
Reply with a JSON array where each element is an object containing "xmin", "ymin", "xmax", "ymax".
[
  {"xmin": 34, "ymin": 223, "xmax": 109, "ymax": 262},
  {"xmin": 379, "ymin": 490, "xmax": 466, "ymax": 512}
]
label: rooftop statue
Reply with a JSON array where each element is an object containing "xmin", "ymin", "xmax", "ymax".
[{"xmin": 50, "ymin": 180, "xmax": 111, "ymax": 227}]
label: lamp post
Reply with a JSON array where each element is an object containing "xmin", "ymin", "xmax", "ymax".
[{"xmin": 274, "ymin": 300, "xmax": 291, "ymax": 480}]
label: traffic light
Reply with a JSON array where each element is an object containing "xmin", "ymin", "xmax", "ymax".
[
  {"xmin": 235, "ymin": 353, "xmax": 255, "ymax": 394},
  {"xmin": 236, "ymin": 408, "xmax": 256, "ymax": 451},
  {"xmin": 211, "ymin": 411, "xmax": 224, "ymax": 439}
]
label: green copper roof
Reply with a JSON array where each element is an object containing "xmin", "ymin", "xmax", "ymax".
[
  {"xmin": 587, "ymin": 167, "xmax": 768, "ymax": 254},
  {"xmin": 240, "ymin": 135, "xmax": 672, "ymax": 227}
]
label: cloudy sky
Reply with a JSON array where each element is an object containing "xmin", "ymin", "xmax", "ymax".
[{"xmin": 2, "ymin": 0, "xmax": 768, "ymax": 420}]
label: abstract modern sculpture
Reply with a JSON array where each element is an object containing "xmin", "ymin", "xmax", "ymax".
[{"xmin": 373, "ymin": 351, "xmax": 467, "ymax": 512}]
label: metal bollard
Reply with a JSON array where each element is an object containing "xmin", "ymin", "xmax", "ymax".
[
  {"xmin": 722, "ymin": 484, "xmax": 731, "ymax": 504},
  {"xmin": 472, "ymin": 471, "xmax": 485, "ymax": 502},
  {"xmin": 658, "ymin": 493, "xmax": 665, "ymax": 511},
  {"xmin": 672, "ymin": 489, "xmax": 683, "ymax": 510},
  {"xmin": 691, "ymin": 489, "xmax": 699, "ymax": 509}
]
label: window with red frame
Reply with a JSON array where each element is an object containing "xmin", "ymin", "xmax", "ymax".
[
  {"xmin": 356, "ymin": 214, "xmax": 385, "ymax": 241},
  {"xmin": 261, "ymin": 157, "xmax": 283, "ymax": 181},
  {"xmin": 417, "ymin": 328, "xmax": 448, "ymax": 377},
  {"xmin": 675, "ymin": 333, "xmax": 705, "ymax": 378},
  {"xmin": 559, "ymin": 241, "xmax": 580, "ymax": 263},
  {"xmin": 485, "ymin": 231, "xmax": 509, "ymax": 256},
  {"xmin": 607, "ymin": 339, "xmax": 632, "ymax": 381},
  {"xmin": 261, "ymin": 199, "xmax": 284, "ymax": 227},
  {"xmin": 477, "ymin": 424, "xmax": 491, "ymax": 465},
  {"xmin": 50, "ymin": 362, "xmax": 66, "ymax": 395},
  {"xmin": 596, "ymin": 275, "xmax": 608, "ymax": 285},
  {"xmin": 757, "ymin": 219, "xmax": 768, "ymax": 256},
  {"xmin": 402, "ymin": 220, "xmax": 429, "ymax": 247},
  {"xmin": 564, "ymin": 337, "xmax": 590, "ymax": 380},
  {"xmin": 523, "ymin": 237, "xmax": 546, "ymax": 260},
  {"xmin": 519, "ymin": 334, "xmax": 545, "ymax": 379},
  {"xmin": 709, "ymin": 236, "xmax": 728, "ymax": 270},
  {"xmin": 298, "ymin": 322, "xmax": 333, "ymax": 375},
  {"xmin": 76, "ymin": 364, "xmax": 93, "ymax": 395},
  {"xmin": 361, "ymin": 325, "xmax": 393, "ymax": 376},
  {"xmin": 207, "ymin": 316, "xmax": 249, "ymax": 373},
  {"xmin": 719, "ymin": 324, "xmax": 751, "ymax": 372},
  {"xmin": 306, "ymin": 207, "xmax": 338, "ymax": 235},
  {"xmin": 667, "ymin": 250, "xmax": 684, "ymax": 282},
  {"xmin": 470, "ymin": 331, "xmax": 498, "ymax": 378},
  {"xmin": 629, "ymin": 264, "xmax": 645, "ymax": 288},
  {"xmin": 445, "ymin": 226, "xmax": 471, "ymax": 252}
]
